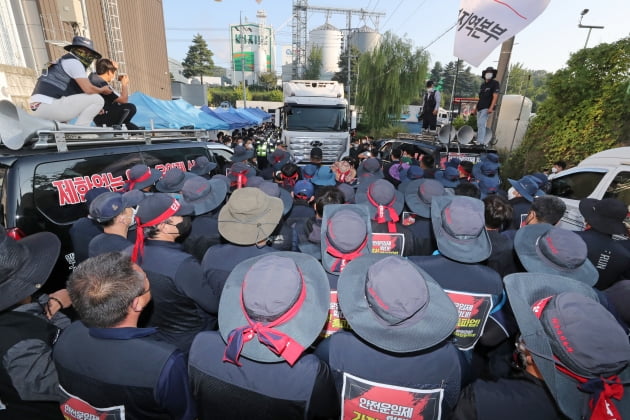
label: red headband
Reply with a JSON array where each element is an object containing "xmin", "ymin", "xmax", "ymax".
[
  {"xmin": 131, "ymin": 199, "xmax": 180, "ymax": 263},
  {"xmin": 126, "ymin": 168, "xmax": 153, "ymax": 191},
  {"xmin": 366, "ymin": 187, "xmax": 399, "ymax": 233}
]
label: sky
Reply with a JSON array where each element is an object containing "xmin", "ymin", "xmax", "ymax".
[{"xmin": 162, "ymin": 0, "xmax": 629, "ymax": 75}]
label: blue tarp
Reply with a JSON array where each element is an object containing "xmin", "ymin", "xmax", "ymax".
[
  {"xmin": 129, "ymin": 92, "xmax": 230, "ymax": 130},
  {"xmin": 246, "ymin": 108, "xmax": 272, "ymax": 121},
  {"xmin": 214, "ymin": 107, "xmax": 256, "ymax": 126},
  {"xmin": 200, "ymin": 106, "xmax": 247, "ymax": 130}
]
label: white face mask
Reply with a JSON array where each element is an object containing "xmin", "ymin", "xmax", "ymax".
[
  {"xmin": 507, "ymin": 187, "xmax": 517, "ymax": 200},
  {"xmin": 551, "ymin": 167, "xmax": 558, "ymax": 173},
  {"xmin": 485, "ymin": 72, "xmax": 493, "ymax": 80},
  {"xmin": 427, "ymin": 87, "xmax": 434, "ymax": 93}
]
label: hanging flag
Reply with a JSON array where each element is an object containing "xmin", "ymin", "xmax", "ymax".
[{"xmin": 454, "ymin": 0, "xmax": 551, "ymax": 67}]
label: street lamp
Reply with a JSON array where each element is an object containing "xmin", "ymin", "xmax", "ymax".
[{"xmin": 578, "ymin": 9, "xmax": 604, "ymax": 49}]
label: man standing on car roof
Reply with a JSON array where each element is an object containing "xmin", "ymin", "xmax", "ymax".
[
  {"xmin": 472, "ymin": 67, "xmax": 500, "ymax": 145},
  {"xmin": 422, "ymin": 80, "xmax": 441, "ymax": 132},
  {"xmin": 29, "ymin": 36, "xmax": 112, "ymax": 126},
  {"xmin": 89, "ymin": 58, "xmax": 139, "ymax": 129}
]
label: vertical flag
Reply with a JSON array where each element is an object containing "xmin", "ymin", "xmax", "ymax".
[{"xmin": 454, "ymin": 0, "xmax": 551, "ymax": 67}]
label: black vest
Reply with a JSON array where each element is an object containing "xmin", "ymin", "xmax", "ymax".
[
  {"xmin": 53, "ymin": 321, "xmax": 176, "ymax": 420},
  {"xmin": 423, "ymin": 91, "xmax": 437, "ymax": 115},
  {"xmin": 0, "ymin": 311, "xmax": 63, "ymax": 420},
  {"xmin": 32, "ymin": 54, "xmax": 85, "ymax": 99}
]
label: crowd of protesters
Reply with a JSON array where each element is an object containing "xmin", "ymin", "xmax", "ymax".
[{"xmin": 1, "ymin": 136, "xmax": 630, "ymax": 420}]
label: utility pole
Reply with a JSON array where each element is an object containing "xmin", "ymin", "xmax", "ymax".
[
  {"xmin": 578, "ymin": 9, "xmax": 604, "ymax": 49},
  {"xmin": 240, "ymin": 11, "xmax": 247, "ymax": 107}
]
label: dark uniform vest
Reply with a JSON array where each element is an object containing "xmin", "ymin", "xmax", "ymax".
[
  {"xmin": 423, "ymin": 91, "xmax": 437, "ymax": 116},
  {"xmin": 53, "ymin": 322, "xmax": 175, "ymax": 420},
  {"xmin": 32, "ymin": 54, "xmax": 84, "ymax": 98},
  {"xmin": 0, "ymin": 311, "xmax": 62, "ymax": 420}
]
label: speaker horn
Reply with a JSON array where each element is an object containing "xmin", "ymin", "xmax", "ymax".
[
  {"xmin": 0, "ymin": 100, "xmax": 110, "ymax": 150},
  {"xmin": 483, "ymin": 127, "xmax": 494, "ymax": 145},
  {"xmin": 456, "ymin": 125, "xmax": 474, "ymax": 145},
  {"xmin": 437, "ymin": 124, "xmax": 456, "ymax": 144}
]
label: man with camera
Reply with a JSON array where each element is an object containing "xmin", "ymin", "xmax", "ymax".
[{"xmin": 89, "ymin": 58, "xmax": 140, "ymax": 129}]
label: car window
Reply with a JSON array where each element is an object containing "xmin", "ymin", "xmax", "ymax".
[
  {"xmin": 34, "ymin": 152, "xmax": 143, "ymax": 225},
  {"xmin": 603, "ymin": 171, "xmax": 630, "ymax": 206},
  {"xmin": 550, "ymin": 171, "xmax": 606, "ymax": 200},
  {"xmin": 141, "ymin": 146, "xmax": 210, "ymax": 174},
  {"xmin": 210, "ymin": 147, "xmax": 233, "ymax": 175}
]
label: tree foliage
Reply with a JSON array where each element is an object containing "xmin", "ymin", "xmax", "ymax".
[
  {"xmin": 356, "ymin": 32, "xmax": 429, "ymax": 131},
  {"xmin": 505, "ymin": 37, "xmax": 630, "ymax": 175},
  {"xmin": 504, "ymin": 63, "xmax": 550, "ymax": 113},
  {"xmin": 332, "ymin": 45, "xmax": 362, "ymax": 104},
  {"xmin": 257, "ymin": 72, "xmax": 278, "ymax": 90},
  {"xmin": 303, "ymin": 46, "xmax": 323, "ymax": 80},
  {"xmin": 182, "ymin": 34, "xmax": 215, "ymax": 83}
]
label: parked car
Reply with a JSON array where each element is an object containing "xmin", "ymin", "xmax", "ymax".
[
  {"xmin": 0, "ymin": 138, "xmax": 232, "ymax": 291},
  {"xmin": 550, "ymin": 147, "xmax": 630, "ymax": 232}
]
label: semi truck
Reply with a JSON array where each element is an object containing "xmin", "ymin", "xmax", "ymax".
[{"xmin": 278, "ymin": 80, "xmax": 353, "ymax": 164}]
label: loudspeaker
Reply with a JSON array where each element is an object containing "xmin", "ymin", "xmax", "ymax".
[
  {"xmin": 0, "ymin": 100, "xmax": 109, "ymax": 150},
  {"xmin": 437, "ymin": 124, "xmax": 456, "ymax": 144},
  {"xmin": 456, "ymin": 125, "xmax": 474, "ymax": 145},
  {"xmin": 477, "ymin": 127, "xmax": 493, "ymax": 145}
]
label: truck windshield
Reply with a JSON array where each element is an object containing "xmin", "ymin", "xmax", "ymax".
[{"xmin": 285, "ymin": 105, "xmax": 347, "ymax": 132}]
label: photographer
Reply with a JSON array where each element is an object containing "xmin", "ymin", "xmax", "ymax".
[{"xmin": 89, "ymin": 58, "xmax": 139, "ymax": 129}]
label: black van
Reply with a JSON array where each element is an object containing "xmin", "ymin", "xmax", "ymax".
[{"xmin": 0, "ymin": 140, "xmax": 232, "ymax": 292}]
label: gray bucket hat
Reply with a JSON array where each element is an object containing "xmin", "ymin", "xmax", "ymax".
[
  {"xmin": 355, "ymin": 179, "xmax": 404, "ymax": 224},
  {"xmin": 155, "ymin": 168, "xmax": 195, "ymax": 193},
  {"xmin": 219, "ymin": 252, "xmax": 330, "ymax": 364},
  {"xmin": 256, "ymin": 181, "xmax": 293, "ymax": 216},
  {"xmin": 338, "ymin": 254, "xmax": 458, "ymax": 353},
  {"xmin": 0, "ymin": 226, "xmax": 61, "ymax": 311},
  {"xmin": 89, "ymin": 190, "xmax": 144, "ymax": 223},
  {"xmin": 181, "ymin": 176, "xmax": 228, "ymax": 216},
  {"xmin": 505, "ymin": 273, "xmax": 630, "ymax": 420},
  {"xmin": 514, "ymin": 224, "xmax": 598, "ymax": 286},
  {"xmin": 431, "ymin": 195, "xmax": 491, "ymax": 263},
  {"xmin": 404, "ymin": 178, "xmax": 448, "ymax": 218},
  {"xmin": 218, "ymin": 187, "xmax": 283, "ymax": 245},
  {"xmin": 125, "ymin": 164, "xmax": 162, "ymax": 191},
  {"xmin": 320, "ymin": 204, "xmax": 372, "ymax": 275},
  {"xmin": 189, "ymin": 156, "xmax": 218, "ymax": 176}
]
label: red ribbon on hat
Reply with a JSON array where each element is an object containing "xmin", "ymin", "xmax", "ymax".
[
  {"xmin": 125, "ymin": 168, "xmax": 153, "ymax": 192},
  {"xmin": 281, "ymin": 172, "xmax": 298, "ymax": 189},
  {"xmin": 366, "ymin": 187, "xmax": 399, "ymax": 233},
  {"xmin": 230, "ymin": 170, "xmax": 248, "ymax": 189},
  {"xmin": 531, "ymin": 296, "xmax": 625, "ymax": 420},
  {"xmin": 325, "ymin": 235, "xmax": 368, "ymax": 272},
  {"xmin": 131, "ymin": 199, "xmax": 180, "ymax": 263},
  {"xmin": 223, "ymin": 269, "xmax": 307, "ymax": 367},
  {"xmin": 338, "ymin": 169, "xmax": 352, "ymax": 184}
]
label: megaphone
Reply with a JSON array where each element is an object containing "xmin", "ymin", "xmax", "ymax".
[
  {"xmin": 437, "ymin": 124, "xmax": 456, "ymax": 144},
  {"xmin": 0, "ymin": 100, "xmax": 110, "ymax": 150},
  {"xmin": 456, "ymin": 125, "xmax": 474, "ymax": 145},
  {"xmin": 483, "ymin": 127, "xmax": 494, "ymax": 145}
]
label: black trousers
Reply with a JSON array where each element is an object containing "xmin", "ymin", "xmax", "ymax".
[
  {"xmin": 422, "ymin": 112, "xmax": 437, "ymax": 130},
  {"xmin": 94, "ymin": 102, "xmax": 138, "ymax": 129}
]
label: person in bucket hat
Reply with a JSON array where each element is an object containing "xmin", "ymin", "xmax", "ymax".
[
  {"xmin": 133, "ymin": 193, "xmax": 217, "ymax": 352},
  {"xmin": 255, "ymin": 181, "xmax": 294, "ymax": 251},
  {"xmin": 0, "ymin": 225, "xmax": 71, "ymax": 418},
  {"xmin": 435, "ymin": 166, "xmax": 461, "ymax": 189},
  {"xmin": 202, "ymin": 187, "xmax": 283, "ymax": 302},
  {"xmin": 285, "ymin": 180, "xmax": 316, "ymax": 231},
  {"xmin": 189, "ymin": 156, "xmax": 218, "ymax": 178},
  {"xmin": 472, "ymin": 67, "xmax": 500, "ymax": 145},
  {"xmin": 69, "ymin": 186, "xmax": 109, "ymax": 264},
  {"xmin": 230, "ymin": 145, "xmax": 254, "ymax": 163},
  {"xmin": 356, "ymin": 179, "xmax": 415, "ymax": 256},
  {"xmin": 125, "ymin": 164, "xmax": 161, "ymax": 192},
  {"xmin": 403, "ymin": 178, "xmax": 449, "ymax": 255},
  {"xmin": 477, "ymin": 273, "xmax": 630, "ymax": 420},
  {"xmin": 155, "ymin": 168, "xmax": 195, "ymax": 194},
  {"xmin": 88, "ymin": 190, "xmax": 144, "ymax": 257},
  {"xmin": 316, "ymin": 255, "xmax": 463, "ymax": 417},
  {"xmin": 431, "ymin": 195, "xmax": 492, "ymax": 263},
  {"xmin": 577, "ymin": 197, "xmax": 630, "ymax": 290},
  {"xmin": 29, "ymin": 36, "xmax": 112, "ymax": 127},
  {"xmin": 188, "ymin": 253, "xmax": 339, "ymax": 420},
  {"xmin": 514, "ymin": 224, "xmax": 598, "ymax": 286},
  {"xmin": 508, "ymin": 175, "xmax": 545, "ymax": 230}
]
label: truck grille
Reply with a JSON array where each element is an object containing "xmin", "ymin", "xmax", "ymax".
[{"xmin": 288, "ymin": 136, "xmax": 347, "ymax": 163}]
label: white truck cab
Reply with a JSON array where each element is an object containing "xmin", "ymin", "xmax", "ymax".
[
  {"xmin": 551, "ymin": 147, "xmax": 630, "ymax": 231},
  {"xmin": 280, "ymin": 80, "xmax": 353, "ymax": 164}
]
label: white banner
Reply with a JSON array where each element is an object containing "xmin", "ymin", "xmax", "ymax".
[{"xmin": 454, "ymin": 0, "xmax": 551, "ymax": 67}]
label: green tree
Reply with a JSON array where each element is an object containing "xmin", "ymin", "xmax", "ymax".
[
  {"xmin": 182, "ymin": 34, "xmax": 214, "ymax": 83},
  {"xmin": 504, "ymin": 63, "xmax": 550, "ymax": 113},
  {"xmin": 356, "ymin": 32, "xmax": 429, "ymax": 131},
  {"xmin": 303, "ymin": 46, "xmax": 323, "ymax": 80},
  {"xmin": 257, "ymin": 72, "xmax": 278, "ymax": 90},
  {"xmin": 505, "ymin": 37, "xmax": 630, "ymax": 176},
  {"xmin": 429, "ymin": 62, "xmax": 443, "ymax": 85},
  {"xmin": 332, "ymin": 45, "xmax": 362, "ymax": 103}
]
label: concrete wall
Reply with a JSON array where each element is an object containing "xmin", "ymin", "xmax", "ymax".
[{"xmin": 0, "ymin": 64, "xmax": 38, "ymax": 109}]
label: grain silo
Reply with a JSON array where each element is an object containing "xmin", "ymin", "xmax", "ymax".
[
  {"xmin": 307, "ymin": 23, "xmax": 342, "ymax": 80},
  {"xmin": 348, "ymin": 25, "xmax": 381, "ymax": 53}
]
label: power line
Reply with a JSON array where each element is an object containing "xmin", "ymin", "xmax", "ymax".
[{"xmin": 381, "ymin": 0, "xmax": 405, "ymax": 28}]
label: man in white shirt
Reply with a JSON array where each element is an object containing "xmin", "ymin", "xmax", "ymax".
[{"xmin": 29, "ymin": 36, "xmax": 112, "ymax": 126}]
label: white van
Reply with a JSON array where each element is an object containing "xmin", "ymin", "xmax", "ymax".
[{"xmin": 550, "ymin": 147, "xmax": 630, "ymax": 231}]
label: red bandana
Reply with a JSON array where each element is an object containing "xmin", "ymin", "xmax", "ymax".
[
  {"xmin": 366, "ymin": 187, "xmax": 399, "ymax": 233},
  {"xmin": 125, "ymin": 168, "xmax": 153, "ymax": 191},
  {"xmin": 131, "ymin": 199, "xmax": 180, "ymax": 263},
  {"xmin": 325, "ymin": 235, "xmax": 368, "ymax": 272}
]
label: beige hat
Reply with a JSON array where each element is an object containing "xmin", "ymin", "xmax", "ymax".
[{"xmin": 218, "ymin": 187, "xmax": 283, "ymax": 245}]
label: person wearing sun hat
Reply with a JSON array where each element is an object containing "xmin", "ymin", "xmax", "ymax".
[
  {"xmin": 403, "ymin": 178, "xmax": 449, "ymax": 255},
  {"xmin": 188, "ymin": 252, "xmax": 339, "ymax": 419},
  {"xmin": 124, "ymin": 164, "xmax": 162, "ymax": 192},
  {"xmin": 69, "ymin": 186, "xmax": 109, "ymax": 264},
  {"xmin": 514, "ymin": 223, "xmax": 599, "ymax": 286},
  {"xmin": 435, "ymin": 166, "xmax": 461, "ymax": 190},
  {"xmin": 454, "ymin": 273, "xmax": 630, "ymax": 420},
  {"xmin": 472, "ymin": 67, "xmax": 500, "ymax": 146},
  {"xmin": 317, "ymin": 254, "xmax": 463, "ymax": 418},
  {"xmin": 508, "ymin": 175, "xmax": 545, "ymax": 229},
  {"xmin": 0, "ymin": 225, "xmax": 70, "ymax": 419},
  {"xmin": 29, "ymin": 36, "xmax": 112, "ymax": 126},
  {"xmin": 189, "ymin": 156, "xmax": 218, "ymax": 179},
  {"xmin": 576, "ymin": 197, "xmax": 630, "ymax": 290},
  {"xmin": 133, "ymin": 193, "xmax": 217, "ymax": 352},
  {"xmin": 201, "ymin": 187, "xmax": 283, "ymax": 302},
  {"xmin": 179, "ymin": 175, "xmax": 229, "ymax": 261},
  {"xmin": 155, "ymin": 167, "xmax": 196, "ymax": 195},
  {"xmin": 88, "ymin": 190, "xmax": 144, "ymax": 257},
  {"xmin": 355, "ymin": 178, "xmax": 415, "ymax": 256}
]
